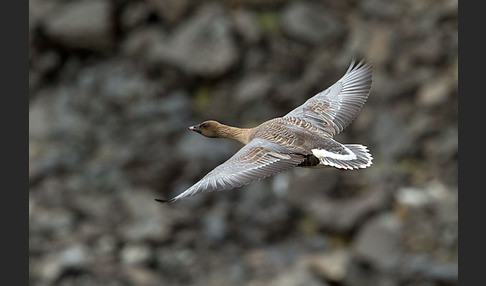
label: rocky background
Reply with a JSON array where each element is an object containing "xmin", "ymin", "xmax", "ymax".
[{"xmin": 29, "ymin": 0, "xmax": 458, "ymax": 285}]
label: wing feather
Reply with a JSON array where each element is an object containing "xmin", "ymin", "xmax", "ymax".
[
  {"xmin": 285, "ymin": 59, "xmax": 373, "ymax": 136},
  {"xmin": 161, "ymin": 138, "xmax": 304, "ymax": 202}
]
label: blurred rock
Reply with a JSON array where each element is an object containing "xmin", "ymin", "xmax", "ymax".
[
  {"xmin": 29, "ymin": 0, "xmax": 58, "ymax": 31},
  {"xmin": 147, "ymin": 0, "xmax": 191, "ymax": 24},
  {"xmin": 176, "ymin": 130, "xmax": 234, "ymax": 163},
  {"xmin": 369, "ymin": 108, "xmax": 415, "ymax": 161},
  {"xmin": 29, "ymin": 86, "xmax": 89, "ymax": 141},
  {"xmin": 122, "ymin": 26, "xmax": 168, "ymax": 62},
  {"xmin": 360, "ymin": 0, "xmax": 404, "ymax": 19},
  {"xmin": 41, "ymin": 0, "xmax": 114, "ymax": 51},
  {"xmin": 424, "ymin": 125, "xmax": 458, "ymax": 165},
  {"xmin": 29, "ymin": 206, "xmax": 75, "ymax": 235},
  {"xmin": 409, "ymin": 34, "xmax": 444, "ymax": 64},
  {"xmin": 353, "ymin": 213, "xmax": 403, "ymax": 270},
  {"xmin": 395, "ymin": 181, "xmax": 457, "ymax": 263},
  {"xmin": 282, "ymin": 2, "xmax": 344, "ymax": 45},
  {"xmin": 120, "ymin": 1, "xmax": 151, "ymax": 30},
  {"xmin": 234, "ymin": 197, "xmax": 295, "ymax": 244},
  {"xmin": 234, "ymin": 73, "xmax": 272, "ymax": 104},
  {"xmin": 34, "ymin": 256, "xmax": 63, "ymax": 284},
  {"xmin": 95, "ymin": 235, "xmax": 117, "ymax": 256},
  {"xmin": 344, "ymin": 259, "xmax": 398, "ymax": 286},
  {"xmin": 306, "ymin": 184, "xmax": 391, "ymax": 233},
  {"xmin": 124, "ymin": 266, "xmax": 160, "ymax": 286},
  {"xmin": 150, "ymin": 3, "xmax": 239, "ymax": 77},
  {"xmin": 119, "ymin": 189, "xmax": 173, "ymax": 242},
  {"xmin": 121, "ymin": 244, "xmax": 152, "ymax": 265},
  {"xmin": 75, "ymin": 59, "xmax": 162, "ymax": 106},
  {"xmin": 265, "ymin": 265, "xmax": 327, "ymax": 286},
  {"xmin": 29, "ymin": 50, "xmax": 62, "ymax": 92},
  {"xmin": 155, "ymin": 247, "xmax": 197, "ymax": 282},
  {"xmin": 203, "ymin": 204, "xmax": 229, "ymax": 243},
  {"xmin": 398, "ymin": 255, "xmax": 458, "ymax": 284},
  {"xmin": 396, "ymin": 186, "xmax": 431, "ymax": 208},
  {"xmin": 233, "ymin": 9, "xmax": 262, "ymax": 45},
  {"xmin": 272, "ymin": 171, "xmax": 292, "ymax": 198},
  {"xmin": 365, "ymin": 25, "xmax": 393, "ymax": 66},
  {"xmin": 307, "ymin": 249, "xmax": 350, "ymax": 282},
  {"xmin": 59, "ymin": 244, "xmax": 91, "ymax": 269},
  {"xmin": 417, "ymin": 68, "xmax": 456, "ymax": 107}
]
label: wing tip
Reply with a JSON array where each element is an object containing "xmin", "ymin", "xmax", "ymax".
[
  {"xmin": 155, "ymin": 198, "xmax": 176, "ymax": 204},
  {"xmin": 348, "ymin": 58, "xmax": 373, "ymax": 73}
]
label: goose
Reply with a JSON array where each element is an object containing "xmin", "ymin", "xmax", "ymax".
[{"xmin": 157, "ymin": 59, "xmax": 373, "ymax": 203}]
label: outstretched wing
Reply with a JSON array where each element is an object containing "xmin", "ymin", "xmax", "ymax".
[
  {"xmin": 157, "ymin": 138, "xmax": 304, "ymax": 203},
  {"xmin": 285, "ymin": 59, "xmax": 373, "ymax": 136}
]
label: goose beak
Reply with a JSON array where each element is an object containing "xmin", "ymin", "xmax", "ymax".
[{"xmin": 189, "ymin": 125, "xmax": 200, "ymax": 133}]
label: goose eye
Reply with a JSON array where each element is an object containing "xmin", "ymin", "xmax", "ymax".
[{"xmin": 202, "ymin": 123, "xmax": 208, "ymax": 128}]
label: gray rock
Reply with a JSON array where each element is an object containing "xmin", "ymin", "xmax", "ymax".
[
  {"xmin": 155, "ymin": 247, "xmax": 197, "ymax": 277},
  {"xmin": 119, "ymin": 189, "xmax": 173, "ymax": 242},
  {"xmin": 150, "ymin": 3, "xmax": 239, "ymax": 77},
  {"xmin": 234, "ymin": 73, "xmax": 272, "ymax": 104},
  {"xmin": 94, "ymin": 235, "xmax": 117, "ymax": 256},
  {"xmin": 395, "ymin": 181, "xmax": 457, "ymax": 264},
  {"xmin": 409, "ymin": 34, "xmax": 444, "ymax": 64},
  {"xmin": 29, "ymin": 86, "xmax": 90, "ymax": 141},
  {"xmin": 353, "ymin": 213, "xmax": 403, "ymax": 270},
  {"xmin": 176, "ymin": 130, "xmax": 235, "ymax": 162},
  {"xmin": 360, "ymin": 0, "xmax": 404, "ymax": 19},
  {"xmin": 121, "ymin": 26, "xmax": 168, "ymax": 61},
  {"xmin": 425, "ymin": 125, "xmax": 458, "ymax": 165},
  {"xmin": 126, "ymin": 90, "xmax": 191, "ymax": 127},
  {"xmin": 398, "ymin": 255, "xmax": 458, "ymax": 284},
  {"xmin": 305, "ymin": 183, "xmax": 391, "ymax": 233},
  {"xmin": 232, "ymin": 9, "xmax": 262, "ymax": 45},
  {"xmin": 417, "ymin": 68, "xmax": 456, "ymax": 107},
  {"xmin": 59, "ymin": 244, "xmax": 91, "ymax": 268},
  {"xmin": 29, "ymin": 0, "xmax": 58, "ymax": 31},
  {"xmin": 29, "ymin": 206, "xmax": 75, "ymax": 235},
  {"xmin": 147, "ymin": 0, "xmax": 191, "ymax": 24},
  {"xmin": 203, "ymin": 204, "xmax": 229, "ymax": 242},
  {"xmin": 369, "ymin": 108, "xmax": 416, "ymax": 161},
  {"xmin": 307, "ymin": 249, "xmax": 350, "ymax": 282},
  {"xmin": 364, "ymin": 25, "xmax": 394, "ymax": 66},
  {"xmin": 243, "ymin": 250, "xmax": 332, "ymax": 286},
  {"xmin": 266, "ymin": 266, "xmax": 327, "ymax": 286},
  {"xmin": 123, "ymin": 266, "xmax": 161, "ymax": 286},
  {"xmin": 75, "ymin": 59, "xmax": 162, "ymax": 106},
  {"xmin": 271, "ymin": 171, "xmax": 292, "ymax": 198},
  {"xmin": 344, "ymin": 261, "xmax": 399, "ymax": 286},
  {"xmin": 121, "ymin": 244, "xmax": 152, "ymax": 265},
  {"xmin": 41, "ymin": 0, "xmax": 114, "ymax": 51},
  {"xmin": 33, "ymin": 256, "xmax": 63, "ymax": 283},
  {"xmin": 120, "ymin": 1, "xmax": 151, "ymax": 30},
  {"xmin": 282, "ymin": 2, "xmax": 344, "ymax": 45},
  {"xmin": 29, "ymin": 50, "xmax": 62, "ymax": 92}
]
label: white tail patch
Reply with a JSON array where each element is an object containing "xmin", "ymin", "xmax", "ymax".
[
  {"xmin": 311, "ymin": 144, "xmax": 373, "ymax": 170},
  {"xmin": 311, "ymin": 146, "xmax": 357, "ymax": 161}
]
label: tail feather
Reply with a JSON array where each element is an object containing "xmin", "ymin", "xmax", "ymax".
[{"xmin": 317, "ymin": 144, "xmax": 373, "ymax": 170}]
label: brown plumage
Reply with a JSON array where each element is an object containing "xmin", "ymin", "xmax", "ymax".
[{"xmin": 156, "ymin": 59, "xmax": 373, "ymax": 203}]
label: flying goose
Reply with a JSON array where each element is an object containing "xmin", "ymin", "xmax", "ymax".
[{"xmin": 157, "ymin": 59, "xmax": 373, "ymax": 203}]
